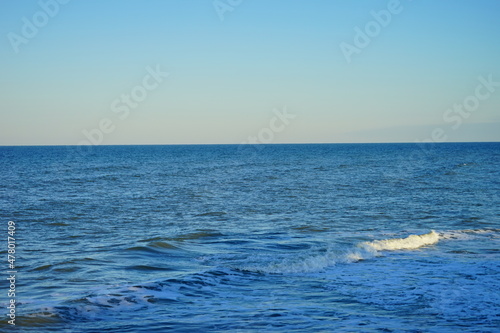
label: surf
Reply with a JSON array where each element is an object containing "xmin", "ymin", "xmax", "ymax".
[
  {"xmin": 244, "ymin": 231, "xmax": 441, "ymax": 274},
  {"xmin": 360, "ymin": 230, "xmax": 440, "ymax": 251}
]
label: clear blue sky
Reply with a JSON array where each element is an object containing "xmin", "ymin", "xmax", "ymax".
[{"xmin": 1, "ymin": 0, "xmax": 499, "ymax": 145}]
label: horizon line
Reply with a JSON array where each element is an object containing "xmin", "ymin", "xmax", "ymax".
[{"xmin": 1, "ymin": 141, "xmax": 499, "ymax": 148}]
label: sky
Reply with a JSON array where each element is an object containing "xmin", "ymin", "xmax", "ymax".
[{"xmin": 1, "ymin": 0, "xmax": 499, "ymax": 145}]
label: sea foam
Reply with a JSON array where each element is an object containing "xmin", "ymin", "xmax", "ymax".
[
  {"xmin": 360, "ymin": 230, "xmax": 440, "ymax": 251},
  {"xmin": 244, "ymin": 231, "xmax": 440, "ymax": 274}
]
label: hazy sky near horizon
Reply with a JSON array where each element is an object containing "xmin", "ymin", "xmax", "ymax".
[{"xmin": 1, "ymin": 0, "xmax": 499, "ymax": 145}]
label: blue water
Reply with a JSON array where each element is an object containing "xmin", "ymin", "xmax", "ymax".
[{"xmin": 1, "ymin": 143, "xmax": 499, "ymax": 332}]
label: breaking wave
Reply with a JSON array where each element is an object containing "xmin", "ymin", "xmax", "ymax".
[
  {"xmin": 438, "ymin": 228, "xmax": 500, "ymax": 240},
  {"xmin": 244, "ymin": 231, "xmax": 441, "ymax": 274},
  {"xmin": 16, "ymin": 229, "xmax": 499, "ymax": 327},
  {"xmin": 245, "ymin": 229, "xmax": 500, "ymax": 274},
  {"xmin": 361, "ymin": 230, "xmax": 439, "ymax": 251}
]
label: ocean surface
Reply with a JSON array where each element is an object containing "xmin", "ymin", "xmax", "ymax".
[{"xmin": 1, "ymin": 143, "xmax": 499, "ymax": 332}]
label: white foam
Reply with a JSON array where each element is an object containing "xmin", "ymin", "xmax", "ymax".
[
  {"xmin": 244, "ymin": 231, "xmax": 441, "ymax": 274},
  {"xmin": 439, "ymin": 228, "xmax": 500, "ymax": 240},
  {"xmin": 361, "ymin": 230, "xmax": 440, "ymax": 251}
]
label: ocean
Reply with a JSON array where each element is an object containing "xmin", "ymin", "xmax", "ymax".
[{"xmin": 1, "ymin": 143, "xmax": 499, "ymax": 332}]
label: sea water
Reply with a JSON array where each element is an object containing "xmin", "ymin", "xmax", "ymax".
[{"xmin": 0, "ymin": 143, "xmax": 499, "ymax": 332}]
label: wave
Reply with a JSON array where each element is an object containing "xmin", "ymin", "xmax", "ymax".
[
  {"xmin": 360, "ymin": 230, "xmax": 439, "ymax": 251},
  {"xmin": 249, "ymin": 229, "xmax": 500, "ymax": 274},
  {"xmin": 168, "ymin": 231, "xmax": 224, "ymax": 242},
  {"xmin": 438, "ymin": 228, "xmax": 500, "ymax": 240},
  {"xmin": 195, "ymin": 211, "xmax": 227, "ymax": 217},
  {"xmin": 148, "ymin": 241, "xmax": 179, "ymax": 249},
  {"xmin": 243, "ymin": 231, "xmax": 441, "ymax": 274},
  {"xmin": 17, "ymin": 229, "xmax": 499, "ymax": 326},
  {"xmin": 20, "ymin": 269, "xmax": 231, "ymax": 322}
]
